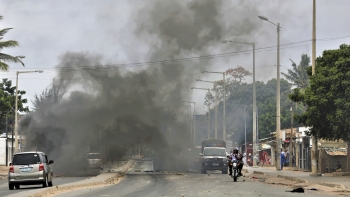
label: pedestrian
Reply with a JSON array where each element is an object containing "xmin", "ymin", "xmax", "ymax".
[
  {"xmin": 255, "ymin": 153, "xmax": 259, "ymax": 166},
  {"xmin": 243, "ymin": 152, "xmax": 247, "ymax": 166},
  {"xmin": 280, "ymin": 149, "xmax": 285, "ymax": 170}
]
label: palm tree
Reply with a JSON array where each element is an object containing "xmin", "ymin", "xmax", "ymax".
[
  {"xmin": 281, "ymin": 54, "xmax": 310, "ymax": 90},
  {"xmin": 0, "ymin": 15, "xmax": 25, "ymax": 71}
]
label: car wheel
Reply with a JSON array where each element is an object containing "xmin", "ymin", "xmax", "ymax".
[
  {"xmin": 8, "ymin": 184, "xmax": 14, "ymax": 190},
  {"xmin": 43, "ymin": 176, "xmax": 48, "ymax": 188},
  {"xmin": 15, "ymin": 184, "xmax": 20, "ymax": 189}
]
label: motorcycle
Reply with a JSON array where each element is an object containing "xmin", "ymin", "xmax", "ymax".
[{"xmin": 231, "ymin": 160, "xmax": 241, "ymax": 182}]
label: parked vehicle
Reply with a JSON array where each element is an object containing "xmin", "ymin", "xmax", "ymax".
[
  {"xmin": 8, "ymin": 151, "xmax": 54, "ymax": 190},
  {"xmin": 87, "ymin": 153, "xmax": 103, "ymax": 170}
]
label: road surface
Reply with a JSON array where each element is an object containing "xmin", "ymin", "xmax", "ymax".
[{"xmin": 57, "ymin": 160, "xmax": 337, "ymax": 197}]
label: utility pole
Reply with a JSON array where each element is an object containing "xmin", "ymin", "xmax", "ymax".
[
  {"xmin": 244, "ymin": 106, "xmax": 247, "ymax": 159},
  {"xmin": 289, "ymin": 105, "xmax": 293, "ymax": 167},
  {"xmin": 311, "ymin": 0, "xmax": 319, "ymax": 175}
]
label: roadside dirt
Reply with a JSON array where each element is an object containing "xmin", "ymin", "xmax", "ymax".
[
  {"xmin": 245, "ymin": 172, "xmax": 350, "ymax": 196},
  {"xmin": 0, "ymin": 166, "xmax": 8, "ymax": 179},
  {"xmin": 29, "ymin": 160, "xmax": 136, "ymax": 197}
]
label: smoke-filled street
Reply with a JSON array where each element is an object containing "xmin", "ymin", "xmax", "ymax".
[
  {"xmin": 54, "ymin": 160, "xmax": 336, "ymax": 197},
  {"xmin": 2, "ymin": 1, "xmax": 350, "ymax": 197}
]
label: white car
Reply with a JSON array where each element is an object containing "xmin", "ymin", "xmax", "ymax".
[{"xmin": 8, "ymin": 151, "xmax": 54, "ymax": 190}]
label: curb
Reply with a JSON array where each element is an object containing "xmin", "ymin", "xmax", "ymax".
[
  {"xmin": 319, "ymin": 182, "xmax": 347, "ymax": 189},
  {"xmin": 277, "ymin": 175, "xmax": 307, "ymax": 183},
  {"xmin": 28, "ymin": 160, "xmax": 136, "ymax": 197}
]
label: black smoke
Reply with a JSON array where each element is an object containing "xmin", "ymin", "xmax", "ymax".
[{"xmin": 19, "ymin": 0, "xmax": 261, "ymax": 174}]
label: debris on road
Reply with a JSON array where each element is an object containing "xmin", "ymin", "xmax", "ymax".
[{"xmin": 286, "ymin": 187, "xmax": 304, "ymax": 193}]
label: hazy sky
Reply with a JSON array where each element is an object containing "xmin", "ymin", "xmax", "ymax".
[{"xmin": 1, "ymin": 0, "xmax": 350, "ymax": 112}]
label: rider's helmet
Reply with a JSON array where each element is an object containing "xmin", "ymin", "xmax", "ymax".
[{"xmin": 233, "ymin": 147, "xmax": 239, "ymax": 154}]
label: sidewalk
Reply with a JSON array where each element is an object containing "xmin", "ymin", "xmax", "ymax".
[{"xmin": 245, "ymin": 165, "xmax": 350, "ymax": 192}]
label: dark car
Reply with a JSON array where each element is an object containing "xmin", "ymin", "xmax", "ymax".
[
  {"xmin": 87, "ymin": 153, "xmax": 103, "ymax": 170},
  {"xmin": 8, "ymin": 151, "xmax": 54, "ymax": 190}
]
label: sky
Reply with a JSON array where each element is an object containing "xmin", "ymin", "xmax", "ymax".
[{"xmin": 1, "ymin": 0, "xmax": 350, "ymax": 113}]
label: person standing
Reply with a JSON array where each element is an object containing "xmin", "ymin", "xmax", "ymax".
[{"xmin": 280, "ymin": 149, "xmax": 286, "ymax": 170}]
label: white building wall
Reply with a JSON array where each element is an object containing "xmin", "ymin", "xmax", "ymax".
[{"xmin": 0, "ymin": 138, "xmax": 6, "ymax": 165}]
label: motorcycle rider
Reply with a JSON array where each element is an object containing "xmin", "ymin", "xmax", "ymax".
[{"xmin": 229, "ymin": 147, "xmax": 244, "ymax": 176}]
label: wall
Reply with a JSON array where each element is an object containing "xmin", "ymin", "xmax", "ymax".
[{"xmin": 319, "ymin": 148, "xmax": 347, "ymax": 173}]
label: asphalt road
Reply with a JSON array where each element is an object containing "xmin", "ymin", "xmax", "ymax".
[
  {"xmin": 0, "ymin": 175, "xmax": 93, "ymax": 197},
  {"xmin": 57, "ymin": 160, "xmax": 338, "ymax": 197}
]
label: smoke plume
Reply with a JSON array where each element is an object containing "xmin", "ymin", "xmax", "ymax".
[{"xmin": 19, "ymin": 0, "xmax": 261, "ymax": 174}]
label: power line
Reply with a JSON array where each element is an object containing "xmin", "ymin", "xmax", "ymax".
[{"xmin": 5, "ymin": 34, "xmax": 350, "ymax": 72}]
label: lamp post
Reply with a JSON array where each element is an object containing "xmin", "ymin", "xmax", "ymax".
[
  {"xmin": 222, "ymin": 39, "xmax": 257, "ymax": 166},
  {"xmin": 191, "ymin": 87, "xmax": 211, "ymax": 139},
  {"xmin": 259, "ymin": 15, "xmax": 281, "ymax": 171},
  {"xmin": 15, "ymin": 70, "xmax": 44, "ymax": 153},
  {"xmin": 181, "ymin": 101, "xmax": 196, "ymax": 144},
  {"xmin": 202, "ymin": 71, "xmax": 226, "ymax": 141},
  {"xmin": 195, "ymin": 79, "xmax": 219, "ymax": 139},
  {"xmin": 180, "ymin": 105, "xmax": 191, "ymax": 139}
]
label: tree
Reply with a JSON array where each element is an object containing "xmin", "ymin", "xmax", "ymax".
[
  {"xmin": 290, "ymin": 44, "xmax": 350, "ymax": 140},
  {"xmin": 32, "ymin": 79, "xmax": 65, "ymax": 110},
  {"xmin": 0, "ymin": 78, "xmax": 28, "ymax": 133},
  {"xmin": 282, "ymin": 54, "xmax": 310, "ymax": 90},
  {"xmin": 205, "ymin": 66, "xmax": 251, "ymax": 104},
  {"xmin": 0, "ymin": 15, "xmax": 24, "ymax": 71}
]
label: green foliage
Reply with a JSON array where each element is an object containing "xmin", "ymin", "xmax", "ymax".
[
  {"xmin": 0, "ymin": 15, "xmax": 25, "ymax": 71},
  {"xmin": 31, "ymin": 80, "xmax": 65, "ymax": 110},
  {"xmin": 282, "ymin": 54, "xmax": 310, "ymax": 90},
  {"xmin": 0, "ymin": 78, "xmax": 28, "ymax": 133},
  {"xmin": 198, "ymin": 78, "xmax": 302, "ymax": 145},
  {"xmin": 290, "ymin": 44, "xmax": 350, "ymax": 140}
]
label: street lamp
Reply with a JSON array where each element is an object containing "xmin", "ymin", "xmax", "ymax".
[
  {"xmin": 259, "ymin": 15, "xmax": 281, "ymax": 170},
  {"xmin": 15, "ymin": 70, "xmax": 44, "ymax": 153},
  {"xmin": 195, "ymin": 79, "xmax": 219, "ymax": 139},
  {"xmin": 180, "ymin": 105, "xmax": 191, "ymax": 140},
  {"xmin": 191, "ymin": 87, "xmax": 211, "ymax": 139},
  {"xmin": 222, "ymin": 39, "xmax": 257, "ymax": 166},
  {"xmin": 181, "ymin": 101, "xmax": 196, "ymax": 144},
  {"xmin": 202, "ymin": 71, "xmax": 226, "ymax": 141}
]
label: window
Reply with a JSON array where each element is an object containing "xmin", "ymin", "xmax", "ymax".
[
  {"xmin": 203, "ymin": 148, "xmax": 226, "ymax": 156},
  {"xmin": 88, "ymin": 153, "xmax": 101, "ymax": 159},
  {"xmin": 13, "ymin": 153, "xmax": 41, "ymax": 165}
]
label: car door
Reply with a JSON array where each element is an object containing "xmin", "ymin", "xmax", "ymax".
[{"xmin": 44, "ymin": 155, "xmax": 53, "ymax": 181}]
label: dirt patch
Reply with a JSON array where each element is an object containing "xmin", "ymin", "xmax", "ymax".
[
  {"xmin": 29, "ymin": 160, "xmax": 135, "ymax": 197},
  {"xmin": 0, "ymin": 166, "xmax": 8, "ymax": 179},
  {"xmin": 246, "ymin": 172, "xmax": 350, "ymax": 196}
]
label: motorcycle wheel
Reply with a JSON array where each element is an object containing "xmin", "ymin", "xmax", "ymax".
[{"xmin": 233, "ymin": 170, "xmax": 237, "ymax": 182}]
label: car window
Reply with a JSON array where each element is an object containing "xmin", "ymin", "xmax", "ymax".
[
  {"xmin": 45, "ymin": 155, "xmax": 49, "ymax": 163},
  {"xmin": 203, "ymin": 148, "xmax": 226, "ymax": 156},
  {"xmin": 13, "ymin": 153, "xmax": 41, "ymax": 165},
  {"xmin": 88, "ymin": 154, "xmax": 100, "ymax": 159}
]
